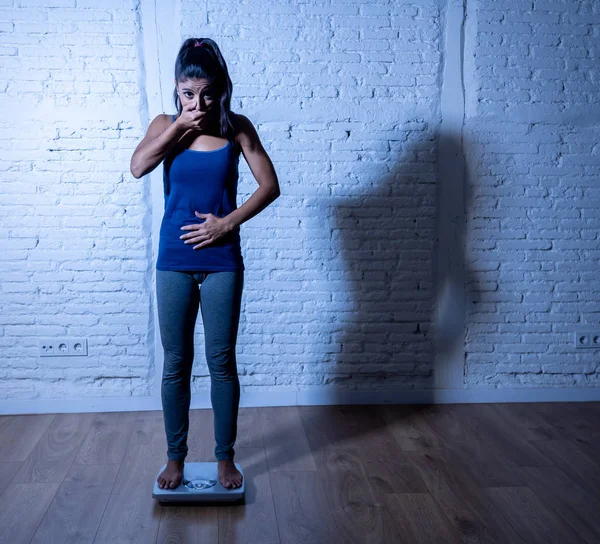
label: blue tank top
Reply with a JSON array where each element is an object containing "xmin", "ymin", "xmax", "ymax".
[{"xmin": 156, "ymin": 114, "xmax": 244, "ymax": 272}]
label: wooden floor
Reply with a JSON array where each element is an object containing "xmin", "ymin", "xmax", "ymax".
[{"xmin": 0, "ymin": 401, "xmax": 599, "ymax": 543}]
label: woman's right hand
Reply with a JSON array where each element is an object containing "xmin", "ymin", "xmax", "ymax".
[{"xmin": 175, "ymin": 101, "xmax": 212, "ymax": 132}]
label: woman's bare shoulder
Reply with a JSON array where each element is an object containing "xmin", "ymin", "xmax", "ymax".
[
  {"xmin": 146, "ymin": 113, "xmax": 173, "ymax": 136},
  {"xmin": 163, "ymin": 113, "xmax": 176, "ymax": 125},
  {"xmin": 231, "ymin": 112, "xmax": 258, "ymax": 146},
  {"xmin": 231, "ymin": 111, "xmax": 251, "ymax": 130}
]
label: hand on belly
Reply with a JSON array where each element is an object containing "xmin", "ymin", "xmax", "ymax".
[{"xmin": 179, "ymin": 210, "xmax": 231, "ymax": 250}]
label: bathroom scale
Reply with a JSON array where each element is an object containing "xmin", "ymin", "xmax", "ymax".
[{"xmin": 152, "ymin": 462, "xmax": 245, "ymax": 505}]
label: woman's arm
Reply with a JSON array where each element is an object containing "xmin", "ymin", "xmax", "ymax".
[
  {"xmin": 130, "ymin": 114, "xmax": 188, "ymax": 179},
  {"xmin": 223, "ymin": 114, "xmax": 281, "ymax": 232}
]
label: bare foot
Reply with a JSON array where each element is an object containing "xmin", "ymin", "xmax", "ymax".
[
  {"xmin": 157, "ymin": 460, "xmax": 184, "ymax": 489},
  {"xmin": 218, "ymin": 460, "xmax": 243, "ymax": 489}
]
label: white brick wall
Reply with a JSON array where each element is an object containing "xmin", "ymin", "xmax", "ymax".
[
  {"xmin": 0, "ymin": 0, "xmax": 151, "ymax": 399},
  {"xmin": 464, "ymin": 0, "xmax": 600, "ymax": 388},
  {"xmin": 180, "ymin": 0, "xmax": 442, "ymax": 391},
  {"xmin": 0, "ymin": 0, "xmax": 598, "ymax": 404}
]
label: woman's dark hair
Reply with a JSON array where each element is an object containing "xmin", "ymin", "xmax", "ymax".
[{"xmin": 172, "ymin": 38, "xmax": 235, "ymax": 143}]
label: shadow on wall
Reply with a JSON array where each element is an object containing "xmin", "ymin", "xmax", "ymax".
[
  {"xmin": 302, "ymin": 125, "xmax": 480, "ymax": 403},
  {"xmin": 234, "ymin": 127, "xmax": 486, "ymax": 483}
]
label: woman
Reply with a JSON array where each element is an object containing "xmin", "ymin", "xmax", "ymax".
[{"xmin": 130, "ymin": 37, "xmax": 280, "ymax": 490}]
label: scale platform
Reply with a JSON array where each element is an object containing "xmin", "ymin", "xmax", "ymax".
[{"xmin": 152, "ymin": 462, "xmax": 245, "ymax": 505}]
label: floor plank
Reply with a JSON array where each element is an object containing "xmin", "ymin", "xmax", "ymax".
[
  {"xmin": 512, "ymin": 464, "xmax": 600, "ymax": 544},
  {"xmin": 405, "ymin": 447, "xmax": 526, "ymax": 543},
  {"xmin": 485, "ymin": 486, "xmax": 587, "ymax": 544}
]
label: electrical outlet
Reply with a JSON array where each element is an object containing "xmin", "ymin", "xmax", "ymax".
[
  {"xmin": 574, "ymin": 330, "xmax": 600, "ymax": 349},
  {"xmin": 39, "ymin": 339, "xmax": 55, "ymax": 357},
  {"xmin": 68, "ymin": 338, "xmax": 88, "ymax": 356},
  {"xmin": 39, "ymin": 337, "xmax": 88, "ymax": 357}
]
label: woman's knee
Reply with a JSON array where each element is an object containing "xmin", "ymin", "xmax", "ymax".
[
  {"xmin": 162, "ymin": 350, "xmax": 193, "ymax": 377},
  {"xmin": 206, "ymin": 347, "xmax": 237, "ymax": 377}
]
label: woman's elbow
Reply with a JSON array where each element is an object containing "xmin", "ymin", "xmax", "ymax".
[
  {"xmin": 130, "ymin": 158, "xmax": 143, "ymax": 179},
  {"xmin": 266, "ymin": 179, "xmax": 280, "ymax": 198}
]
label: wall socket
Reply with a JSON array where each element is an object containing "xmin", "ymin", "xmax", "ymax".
[
  {"xmin": 39, "ymin": 337, "xmax": 88, "ymax": 357},
  {"xmin": 574, "ymin": 330, "xmax": 600, "ymax": 349}
]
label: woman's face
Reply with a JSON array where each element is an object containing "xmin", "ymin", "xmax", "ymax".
[{"xmin": 176, "ymin": 77, "xmax": 218, "ymax": 115}]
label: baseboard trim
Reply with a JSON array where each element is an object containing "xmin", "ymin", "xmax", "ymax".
[{"xmin": 1, "ymin": 387, "xmax": 599, "ymax": 415}]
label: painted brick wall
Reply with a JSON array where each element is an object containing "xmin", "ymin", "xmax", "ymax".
[
  {"xmin": 180, "ymin": 0, "xmax": 442, "ymax": 391},
  {"xmin": 0, "ymin": 0, "xmax": 153, "ymax": 399},
  {"xmin": 463, "ymin": 0, "xmax": 600, "ymax": 387},
  {"xmin": 0, "ymin": 0, "xmax": 597, "ymax": 403}
]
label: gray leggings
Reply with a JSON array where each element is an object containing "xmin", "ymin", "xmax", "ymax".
[{"xmin": 156, "ymin": 269, "xmax": 244, "ymax": 462}]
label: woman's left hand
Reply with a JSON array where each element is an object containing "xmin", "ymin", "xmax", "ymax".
[{"xmin": 180, "ymin": 211, "xmax": 231, "ymax": 250}]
